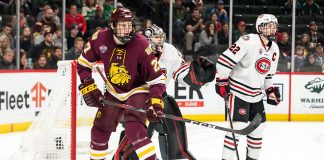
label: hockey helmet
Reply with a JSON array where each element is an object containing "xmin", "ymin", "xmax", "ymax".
[
  {"xmin": 255, "ymin": 14, "xmax": 278, "ymax": 41},
  {"xmin": 110, "ymin": 7, "xmax": 135, "ymax": 44},
  {"xmin": 144, "ymin": 24, "xmax": 166, "ymax": 55}
]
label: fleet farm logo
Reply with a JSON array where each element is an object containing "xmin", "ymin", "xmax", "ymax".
[
  {"xmin": 304, "ymin": 77, "xmax": 324, "ymax": 94},
  {"xmin": 31, "ymin": 82, "xmax": 47, "ymax": 108}
]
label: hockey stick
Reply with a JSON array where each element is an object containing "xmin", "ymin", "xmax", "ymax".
[
  {"xmin": 224, "ymin": 93, "xmax": 240, "ymax": 160},
  {"xmin": 95, "ymin": 66, "xmax": 262, "ymax": 135},
  {"xmin": 101, "ymin": 98, "xmax": 261, "ymax": 135}
]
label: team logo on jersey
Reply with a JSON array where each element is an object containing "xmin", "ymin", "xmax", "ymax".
[
  {"xmin": 239, "ymin": 108, "xmax": 247, "ymax": 115},
  {"xmin": 255, "ymin": 57, "xmax": 271, "ymax": 74},
  {"xmin": 108, "ymin": 48, "xmax": 131, "ymax": 86},
  {"xmin": 99, "ymin": 45, "xmax": 108, "ymax": 53}
]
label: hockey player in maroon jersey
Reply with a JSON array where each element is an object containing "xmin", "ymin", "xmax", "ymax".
[
  {"xmin": 113, "ymin": 25, "xmax": 216, "ymax": 160},
  {"xmin": 215, "ymin": 14, "xmax": 281, "ymax": 160},
  {"xmin": 77, "ymin": 7, "xmax": 166, "ymax": 160}
]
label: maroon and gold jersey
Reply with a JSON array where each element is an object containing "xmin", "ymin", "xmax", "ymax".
[{"xmin": 77, "ymin": 29, "xmax": 166, "ymax": 101}]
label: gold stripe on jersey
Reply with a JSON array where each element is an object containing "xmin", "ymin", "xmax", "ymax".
[
  {"xmin": 104, "ymin": 75, "xmax": 165, "ymax": 101},
  {"xmin": 78, "ymin": 55, "xmax": 94, "ymax": 69}
]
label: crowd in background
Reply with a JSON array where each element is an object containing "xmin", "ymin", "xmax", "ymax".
[{"xmin": 0, "ymin": 0, "xmax": 323, "ymax": 73}]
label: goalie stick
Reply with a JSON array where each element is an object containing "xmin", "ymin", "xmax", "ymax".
[{"xmin": 95, "ymin": 66, "xmax": 262, "ymax": 135}]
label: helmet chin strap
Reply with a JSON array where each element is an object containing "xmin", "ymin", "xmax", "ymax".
[{"xmin": 113, "ymin": 33, "xmax": 134, "ymax": 45}]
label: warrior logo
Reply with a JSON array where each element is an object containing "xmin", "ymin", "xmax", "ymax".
[
  {"xmin": 255, "ymin": 57, "xmax": 271, "ymax": 74},
  {"xmin": 305, "ymin": 77, "xmax": 324, "ymax": 94},
  {"xmin": 108, "ymin": 48, "xmax": 131, "ymax": 86},
  {"xmin": 239, "ymin": 108, "xmax": 247, "ymax": 115}
]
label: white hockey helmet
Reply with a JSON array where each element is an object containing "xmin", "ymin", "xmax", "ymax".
[
  {"xmin": 255, "ymin": 14, "xmax": 278, "ymax": 41},
  {"xmin": 144, "ymin": 24, "xmax": 166, "ymax": 55}
]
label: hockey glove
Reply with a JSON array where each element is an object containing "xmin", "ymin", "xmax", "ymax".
[
  {"xmin": 78, "ymin": 78, "xmax": 104, "ymax": 108},
  {"xmin": 266, "ymin": 87, "xmax": 281, "ymax": 106},
  {"xmin": 215, "ymin": 78, "xmax": 230, "ymax": 98},
  {"xmin": 147, "ymin": 97, "xmax": 164, "ymax": 122}
]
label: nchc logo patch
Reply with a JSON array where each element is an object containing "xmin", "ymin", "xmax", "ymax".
[
  {"xmin": 305, "ymin": 77, "xmax": 324, "ymax": 94},
  {"xmin": 255, "ymin": 58, "xmax": 271, "ymax": 74}
]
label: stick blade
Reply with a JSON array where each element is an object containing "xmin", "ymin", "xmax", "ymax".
[{"xmin": 233, "ymin": 113, "xmax": 263, "ymax": 135}]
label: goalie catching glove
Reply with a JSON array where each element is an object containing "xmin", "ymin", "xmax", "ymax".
[
  {"xmin": 78, "ymin": 78, "xmax": 104, "ymax": 108},
  {"xmin": 266, "ymin": 86, "xmax": 281, "ymax": 106},
  {"xmin": 184, "ymin": 48, "xmax": 216, "ymax": 90},
  {"xmin": 147, "ymin": 96, "xmax": 164, "ymax": 122}
]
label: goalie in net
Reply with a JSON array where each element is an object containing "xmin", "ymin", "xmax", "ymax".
[{"xmin": 113, "ymin": 24, "xmax": 216, "ymax": 160}]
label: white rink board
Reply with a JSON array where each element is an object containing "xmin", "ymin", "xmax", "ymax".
[
  {"xmin": 1, "ymin": 69, "xmax": 323, "ymax": 127},
  {"xmin": 290, "ymin": 74, "xmax": 324, "ymax": 114}
]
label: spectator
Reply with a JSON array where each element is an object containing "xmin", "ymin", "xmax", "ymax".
[
  {"xmin": 294, "ymin": 45, "xmax": 306, "ymax": 71},
  {"xmin": 52, "ymin": 26, "xmax": 66, "ymax": 48},
  {"xmin": 278, "ymin": 32, "xmax": 292, "ymax": 57},
  {"xmin": 297, "ymin": 33, "xmax": 310, "ymax": 55},
  {"xmin": 184, "ymin": 8, "xmax": 204, "ymax": 54},
  {"xmin": 138, "ymin": 19, "xmax": 152, "ymax": 35},
  {"xmin": 301, "ymin": 0, "xmax": 322, "ymax": 15},
  {"xmin": 33, "ymin": 54, "xmax": 49, "ymax": 70},
  {"xmin": 20, "ymin": 26, "xmax": 33, "ymax": 54},
  {"xmin": 48, "ymin": 47, "xmax": 62, "ymax": 69},
  {"xmin": 282, "ymin": 0, "xmax": 302, "ymax": 15},
  {"xmin": 36, "ymin": 4, "xmax": 51, "ymax": 22},
  {"xmin": 51, "ymin": 4, "xmax": 62, "ymax": 26},
  {"xmin": 186, "ymin": 0, "xmax": 203, "ymax": 13},
  {"xmin": 87, "ymin": 5, "xmax": 109, "ymax": 36},
  {"xmin": 66, "ymin": 4, "xmax": 87, "ymax": 35},
  {"xmin": 299, "ymin": 53, "xmax": 322, "ymax": 72},
  {"xmin": 0, "ymin": 23, "xmax": 14, "ymax": 49},
  {"xmin": 102, "ymin": 0, "xmax": 114, "ymax": 19},
  {"xmin": 33, "ymin": 24, "xmax": 51, "ymax": 45},
  {"xmin": 208, "ymin": 0, "xmax": 228, "ymax": 24},
  {"xmin": 208, "ymin": 13, "xmax": 222, "ymax": 33},
  {"xmin": 65, "ymin": 37, "xmax": 84, "ymax": 60},
  {"xmin": 307, "ymin": 21, "xmax": 324, "ymax": 44},
  {"xmin": 82, "ymin": 0, "xmax": 98, "ymax": 20},
  {"xmin": 218, "ymin": 22, "xmax": 229, "ymax": 44},
  {"xmin": 195, "ymin": 21, "xmax": 218, "ymax": 51},
  {"xmin": 314, "ymin": 44, "xmax": 324, "ymax": 67},
  {"xmin": 232, "ymin": 20, "xmax": 247, "ymax": 42},
  {"xmin": 39, "ymin": 8, "xmax": 58, "ymax": 32},
  {"xmin": 0, "ymin": 48, "xmax": 15, "ymax": 70},
  {"xmin": 32, "ymin": 31, "xmax": 55, "ymax": 60},
  {"xmin": 20, "ymin": 50, "xmax": 31, "ymax": 70},
  {"xmin": 66, "ymin": 24, "xmax": 82, "ymax": 50},
  {"xmin": 12, "ymin": 9, "xmax": 28, "ymax": 36},
  {"xmin": 173, "ymin": 0, "xmax": 187, "ymax": 46},
  {"xmin": 0, "ymin": 34, "xmax": 11, "ymax": 58}
]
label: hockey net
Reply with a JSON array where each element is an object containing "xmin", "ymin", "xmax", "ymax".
[{"xmin": 10, "ymin": 60, "xmax": 98, "ymax": 160}]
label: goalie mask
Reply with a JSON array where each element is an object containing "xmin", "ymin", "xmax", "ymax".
[
  {"xmin": 256, "ymin": 14, "xmax": 278, "ymax": 41},
  {"xmin": 144, "ymin": 24, "xmax": 166, "ymax": 56},
  {"xmin": 110, "ymin": 7, "xmax": 135, "ymax": 44}
]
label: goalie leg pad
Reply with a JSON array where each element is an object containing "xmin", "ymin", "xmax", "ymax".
[{"xmin": 156, "ymin": 95, "xmax": 196, "ymax": 160}]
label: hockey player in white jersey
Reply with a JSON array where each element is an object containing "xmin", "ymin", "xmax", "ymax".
[
  {"xmin": 113, "ymin": 24, "xmax": 216, "ymax": 160},
  {"xmin": 215, "ymin": 14, "xmax": 281, "ymax": 160}
]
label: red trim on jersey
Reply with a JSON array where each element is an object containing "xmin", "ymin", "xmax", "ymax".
[
  {"xmin": 218, "ymin": 56, "xmax": 235, "ymax": 67},
  {"xmin": 172, "ymin": 64, "xmax": 189, "ymax": 79},
  {"xmin": 230, "ymin": 81, "xmax": 262, "ymax": 95}
]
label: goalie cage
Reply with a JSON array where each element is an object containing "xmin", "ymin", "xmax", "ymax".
[{"xmin": 10, "ymin": 60, "xmax": 98, "ymax": 160}]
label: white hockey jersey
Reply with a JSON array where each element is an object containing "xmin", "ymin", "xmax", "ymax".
[
  {"xmin": 158, "ymin": 43, "xmax": 190, "ymax": 86},
  {"xmin": 216, "ymin": 34, "xmax": 279, "ymax": 103}
]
